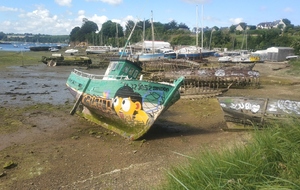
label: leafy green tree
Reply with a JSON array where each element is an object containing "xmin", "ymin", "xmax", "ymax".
[
  {"xmin": 178, "ymin": 23, "xmax": 189, "ymax": 30},
  {"xmin": 229, "ymin": 25, "xmax": 236, "ymax": 33},
  {"xmin": 65, "ymin": 16, "xmax": 298, "ymax": 51},
  {"xmin": 98, "ymin": 20, "xmax": 124, "ymax": 46},
  {"xmin": 291, "ymin": 38, "xmax": 300, "ymax": 55},
  {"xmin": 171, "ymin": 35, "xmax": 194, "ymax": 46},
  {"xmin": 210, "ymin": 30, "xmax": 231, "ymax": 48},
  {"xmin": 69, "ymin": 27, "xmax": 80, "ymax": 42},
  {"xmin": 81, "ymin": 20, "xmax": 98, "ymax": 34},
  {"xmin": 248, "ymin": 25, "xmax": 256, "ymax": 30},
  {"xmin": 282, "ymin": 18, "xmax": 294, "ymax": 33},
  {"xmin": 152, "ymin": 22, "xmax": 165, "ymax": 40},
  {"xmin": 282, "ymin": 18, "xmax": 292, "ymax": 26},
  {"xmin": 164, "ymin": 20, "xmax": 178, "ymax": 30},
  {"xmin": 124, "ymin": 20, "xmax": 136, "ymax": 35},
  {"xmin": 212, "ymin": 26, "xmax": 219, "ymax": 31},
  {"xmin": 101, "ymin": 20, "xmax": 120, "ymax": 38},
  {"xmin": 69, "ymin": 19, "xmax": 98, "ymax": 43},
  {"xmin": 0, "ymin": 32, "xmax": 6, "ymax": 40}
]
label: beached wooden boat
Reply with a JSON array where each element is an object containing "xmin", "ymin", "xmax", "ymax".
[
  {"xmin": 29, "ymin": 46, "xmax": 51, "ymax": 51},
  {"xmin": 218, "ymin": 97, "xmax": 300, "ymax": 129},
  {"xmin": 146, "ymin": 64, "xmax": 260, "ymax": 97},
  {"xmin": 41, "ymin": 54, "xmax": 92, "ymax": 66},
  {"xmin": 66, "ymin": 58, "xmax": 184, "ymax": 140}
]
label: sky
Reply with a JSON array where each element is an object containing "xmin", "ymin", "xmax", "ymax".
[{"xmin": 0, "ymin": 0, "xmax": 299, "ymax": 35}]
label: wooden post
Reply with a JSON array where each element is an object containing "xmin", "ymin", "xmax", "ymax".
[{"xmin": 70, "ymin": 78, "xmax": 91, "ymax": 115}]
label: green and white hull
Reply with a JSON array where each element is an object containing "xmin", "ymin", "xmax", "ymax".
[{"xmin": 66, "ymin": 59, "xmax": 184, "ymax": 140}]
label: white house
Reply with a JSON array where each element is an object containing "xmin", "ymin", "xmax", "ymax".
[{"xmin": 257, "ymin": 19, "xmax": 286, "ymax": 29}]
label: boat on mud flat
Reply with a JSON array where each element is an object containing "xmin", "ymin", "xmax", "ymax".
[
  {"xmin": 66, "ymin": 58, "xmax": 184, "ymax": 140},
  {"xmin": 176, "ymin": 46, "xmax": 216, "ymax": 60},
  {"xmin": 41, "ymin": 54, "xmax": 92, "ymax": 66},
  {"xmin": 65, "ymin": 49, "xmax": 79, "ymax": 54},
  {"xmin": 148, "ymin": 64, "xmax": 260, "ymax": 97},
  {"xmin": 85, "ymin": 46, "xmax": 110, "ymax": 54},
  {"xmin": 217, "ymin": 97, "xmax": 300, "ymax": 130},
  {"xmin": 30, "ymin": 46, "xmax": 51, "ymax": 51}
]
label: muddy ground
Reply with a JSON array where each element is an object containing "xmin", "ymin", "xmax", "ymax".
[{"xmin": 0, "ymin": 61, "xmax": 300, "ymax": 189}]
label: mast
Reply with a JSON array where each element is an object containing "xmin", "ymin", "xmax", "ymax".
[
  {"xmin": 116, "ymin": 23, "xmax": 119, "ymax": 47},
  {"xmin": 201, "ymin": 4, "xmax": 204, "ymax": 49},
  {"xmin": 196, "ymin": 5, "xmax": 198, "ymax": 47},
  {"xmin": 120, "ymin": 21, "xmax": 137, "ymax": 58},
  {"xmin": 151, "ymin": 10, "xmax": 155, "ymax": 54},
  {"xmin": 142, "ymin": 19, "xmax": 145, "ymax": 53}
]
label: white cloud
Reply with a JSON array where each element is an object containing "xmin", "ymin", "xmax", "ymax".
[
  {"xmin": 0, "ymin": 6, "xmax": 19, "ymax": 12},
  {"xmin": 0, "ymin": 6, "xmax": 76, "ymax": 35},
  {"xmin": 229, "ymin": 18, "xmax": 244, "ymax": 25},
  {"xmin": 100, "ymin": 0, "xmax": 122, "ymax": 5},
  {"xmin": 55, "ymin": 0, "xmax": 72, "ymax": 7},
  {"xmin": 85, "ymin": 0, "xmax": 123, "ymax": 6},
  {"xmin": 120, "ymin": 15, "xmax": 136, "ymax": 28},
  {"xmin": 3, "ymin": 21, "xmax": 12, "ymax": 26},
  {"xmin": 78, "ymin": 10, "xmax": 85, "ymax": 16},
  {"xmin": 75, "ymin": 10, "xmax": 109, "ymax": 31},
  {"xmin": 90, "ymin": 14, "xmax": 109, "ymax": 29},
  {"xmin": 0, "ymin": 1, "xmax": 136, "ymax": 35},
  {"xmin": 0, "ymin": 4, "xmax": 129, "ymax": 35}
]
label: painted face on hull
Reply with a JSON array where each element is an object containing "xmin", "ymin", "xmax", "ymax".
[
  {"xmin": 113, "ymin": 86, "xmax": 149, "ymax": 125},
  {"xmin": 113, "ymin": 96, "xmax": 142, "ymax": 120}
]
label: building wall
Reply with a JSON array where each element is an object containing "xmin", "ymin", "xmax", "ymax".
[{"xmin": 267, "ymin": 47, "xmax": 294, "ymax": 61}]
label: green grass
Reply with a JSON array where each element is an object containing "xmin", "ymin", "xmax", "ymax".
[
  {"xmin": 0, "ymin": 49, "xmax": 111, "ymax": 69},
  {"xmin": 287, "ymin": 59, "xmax": 300, "ymax": 76},
  {"xmin": 0, "ymin": 51, "xmax": 52, "ymax": 68},
  {"xmin": 159, "ymin": 119, "xmax": 300, "ymax": 190}
]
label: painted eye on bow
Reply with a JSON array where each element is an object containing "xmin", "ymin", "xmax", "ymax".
[
  {"xmin": 113, "ymin": 97, "xmax": 119, "ymax": 107},
  {"xmin": 121, "ymin": 98, "xmax": 131, "ymax": 112}
]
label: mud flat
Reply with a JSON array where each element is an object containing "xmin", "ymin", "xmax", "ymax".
[{"xmin": 0, "ymin": 59, "xmax": 299, "ymax": 189}]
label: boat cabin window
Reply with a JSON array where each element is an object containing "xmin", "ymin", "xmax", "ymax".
[
  {"xmin": 123, "ymin": 66, "xmax": 129, "ymax": 74},
  {"xmin": 128, "ymin": 68, "xmax": 134, "ymax": 76},
  {"xmin": 110, "ymin": 62, "xmax": 118, "ymax": 70},
  {"xmin": 116, "ymin": 63, "xmax": 122, "ymax": 70},
  {"xmin": 133, "ymin": 70, "xmax": 139, "ymax": 78}
]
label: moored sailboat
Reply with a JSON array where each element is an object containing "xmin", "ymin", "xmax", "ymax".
[{"xmin": 132, "ymin": 11, "xmax": 165, "ymax": 62}]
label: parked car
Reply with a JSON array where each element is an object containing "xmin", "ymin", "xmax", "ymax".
[{"xmin": 286, "ymin": 55, "xmax": 299, "ymax": 60}]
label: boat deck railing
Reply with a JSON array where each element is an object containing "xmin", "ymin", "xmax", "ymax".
[{"xmin": 73, "ymin": 69, "xmax": 129, "ymax": 80}]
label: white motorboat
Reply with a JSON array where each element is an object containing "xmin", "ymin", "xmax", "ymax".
[{"xmin": 65, "ymin": 49, "xmax": 79, "ymax": 54}]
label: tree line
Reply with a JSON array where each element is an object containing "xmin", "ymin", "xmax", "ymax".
[
  {"xmin": 69, "ymin": 18, "xmax": 300, "ymax": 54},
  {"xmin": 0, "ymin": 32, "xmax": 69, "ymax": 44}
]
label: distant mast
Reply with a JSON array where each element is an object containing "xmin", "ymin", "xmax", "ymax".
[
  {"xmin": 196, "ymin": 5, "xmax": 204, "ymax": 49},
  {"xmin": 116, "ymin": 23, "xmax": 119, "ymax": 47},
  {"xmin": 201, "ymin": 4, "xmax": 204, "ymax": 49},
  {"xmin": 196, "ymin": 5, "xmax": 198, "ymax": 47},
  {"xmin": 142, "ymin": 18, "xmax": 145, "ymax": 53},
  {"xmin": 151, "ymin": 10, "xmax": 155, "ymax": 54}
]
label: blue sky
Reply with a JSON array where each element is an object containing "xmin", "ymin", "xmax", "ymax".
[{"xmin": 0, "ymin": 0, "xmax": 299, "ymax": 35}]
